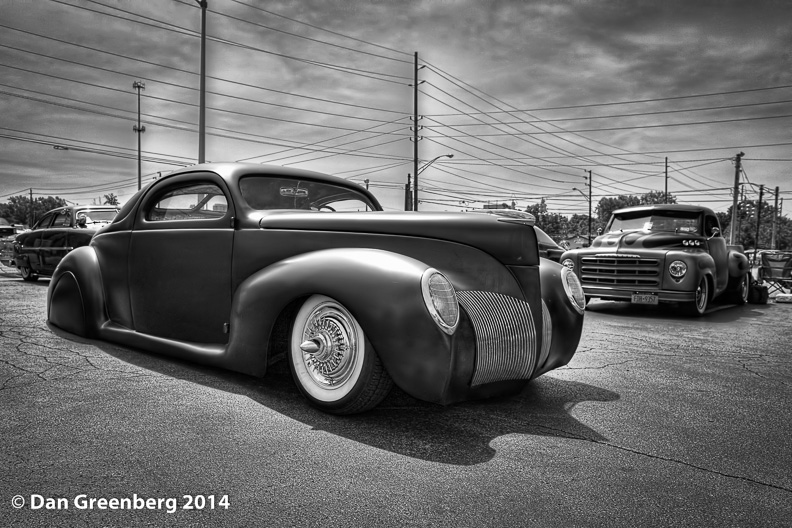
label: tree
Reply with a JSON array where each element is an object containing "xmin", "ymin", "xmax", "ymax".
[
  {"xmin": 595, "ymin": 195, "xmax": 640, "ymax": 223},
  {"xmin": 720, "ymin": 199, "xmax": 792, "ymax": 250},
  {"xmin": 0, "ymin": 195, "xmax": 68, "ymax": 226},
  {"xmin": 641, "ymin": 190, "xmax": 677, "ymax": 205},
  {"xmin": 103, "ymin": 193, "xmax": 119, "ymax": 205}
]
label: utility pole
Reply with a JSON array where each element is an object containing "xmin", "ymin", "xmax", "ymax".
[
  {"xmin": 728, "ymin": 152, "xmax": 744, "ymax": 244},
  {"xmin": 404, "ymin": 174, "xmax": 412, "ymax": 211},
  {"xmin": 133, "ymin": 80, "xmax": 146, "ymax": 190},
  {"xmin": 411, "ymin": 52, "xmax": 424, "ymax": 211},
  {"xmin": 196, "ymin": 0, "xmax": 207, "ymax": 163},
  {"xmin": 29, "ymin": 188, "xmax": 33, "ymax": 227},
  {"xmin": 586, "ymin": 170, "xmax": 592, "ymax": 244},
  {"xmin": 664, "ymin": 157, "xmax": 668, "ymax": 203},
  {"xmin": 754, "ymin": 184, "xmax": 764, "ymax": 250},
  {"xmin": 770, "ymin": 186, "xmax": 779, "ymax": 249}
]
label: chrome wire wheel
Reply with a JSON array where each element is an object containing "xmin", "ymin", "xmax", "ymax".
[
  {"xmin": 291, "ymin": 296, "xmax": 365, "ymax": 403},
  {"xmin": 289, "ymin": 295, "xmax": 393, "ymax": 414}
]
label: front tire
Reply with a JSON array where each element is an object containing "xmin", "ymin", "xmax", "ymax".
[
  {"xmin": 19, "ymin": 266, "xmax": 38, "ymax": 282},
  {"xmin": 683, "ymin": 276, "xmax": 709, "ymax": 316},
  {"xmin": 288, "ymin": 295, "xmax": 392, "ymax": 414}
]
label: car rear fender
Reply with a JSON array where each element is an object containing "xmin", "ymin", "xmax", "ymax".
[
  {"xmin": 224, "ymin": 248, "xmax": 454, "ymax": 402},
  {"xmin": 47, "ymin": 246, "xmax": 107, "ymax": 338}
]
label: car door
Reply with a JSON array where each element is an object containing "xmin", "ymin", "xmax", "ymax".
[
  {"xmin": 39, "ymin": 209, "xmax": 73, "ymax": 274},
  {"xmin": 19, "ymin": 211, "xmax": 57, "ymax": 272},
  {"xmin": 128, "ymin": 174, "xmax": 235, "ymax": 344},
  {"xmin": 704, "ymin": 214, "xmax": 728, "ymax": 291}
]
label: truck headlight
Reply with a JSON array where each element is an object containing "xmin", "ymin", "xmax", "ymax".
[
  {"xmin": 421, "ymin": 268, "xmax": 459, "ymax": 335},
  {"xmin": 669, "ymin": 260, "xmax": 687, "ymax": 280},
  {"xmin": 561, "ymin": 267, "xmax": 586, "ymax": 314},
  {"xmin": 561, "ymin": 258, "xmax": 575, "ymax": 272}
]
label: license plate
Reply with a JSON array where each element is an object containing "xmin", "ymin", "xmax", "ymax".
[{"xmin": 631, "ymin": 294, "xmax": 658, "ymax": 305}]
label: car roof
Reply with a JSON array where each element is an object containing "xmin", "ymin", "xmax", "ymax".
[
  {"xmin": 613, "ymin": 203, "xmax": 715, "ymax": 216},
  {"xmin": 164, "ymin": 162, "xmax": 359, "ymax": 188}
]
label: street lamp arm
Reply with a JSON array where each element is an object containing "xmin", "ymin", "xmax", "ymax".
[{"xmin": 417, "ymin": 153, "xmax": 454, "ymax": 175}]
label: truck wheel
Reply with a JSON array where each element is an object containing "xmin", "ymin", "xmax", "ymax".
[
  {"xmin": 684, "ymin": 277, "xmax": 709, "ymax": 316},
  {"xmin": 288, "ymin": 295, "xmax": 393, "ymax": 414},
  {"xmin": 19, "ymin": 266, "xmax": 38, "ymax": 282},
  {"xmin": 728, "ymin": 274, "xmax": 750, "ymax": 305}
]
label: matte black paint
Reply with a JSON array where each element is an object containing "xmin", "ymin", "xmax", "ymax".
[{"xmin": 48, "ymin": 163, "xmax": 584, "ymax": 407}]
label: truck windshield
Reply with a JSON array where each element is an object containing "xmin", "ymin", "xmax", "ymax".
[{"xmin": 607, "ymin": 212, "xmax": 701, "ymax": 234}]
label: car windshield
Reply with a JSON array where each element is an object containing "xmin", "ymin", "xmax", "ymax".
[
  {"xmin": 239, "ymin": 176, "xmax": 376, "ymax": 212},
  {"xmin": 607, "ymin": 211, "xmax": 701, "ymax": 234},
  {"xmin": 77, "ymin": 209, "xmax": 118, "ymax": 223}
]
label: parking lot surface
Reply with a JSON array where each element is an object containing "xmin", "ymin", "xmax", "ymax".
[{"xmin": 1, "ymin": 275, "xmax": 791, "ymax": 527}]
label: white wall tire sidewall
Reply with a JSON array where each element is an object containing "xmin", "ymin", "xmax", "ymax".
[{"xmin": 290, "ymin": 295, "xmax": 366, "ymax": 404}]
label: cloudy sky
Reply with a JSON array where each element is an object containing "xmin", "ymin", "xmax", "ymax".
[{"xmin": 0, "ymin": 0, "xmax": 790, "ymax": 217}]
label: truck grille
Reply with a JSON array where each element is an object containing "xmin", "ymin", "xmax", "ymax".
[{"xmin": 580, "ymin": 255, "xmax": 661, "ymax": 287}]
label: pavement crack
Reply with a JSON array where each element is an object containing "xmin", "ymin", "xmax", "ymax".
[{"xmin": 593, "ymin": 440, "xmax": 792, "ymax": 495}]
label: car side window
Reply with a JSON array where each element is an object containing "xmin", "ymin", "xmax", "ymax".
[
  {"xmin": 146, "ymin": 183, "xmax": 228, "ymax": 222},
  {"xmin": 33, "ymin": 212, "xmax": 56, "ymax": 230},
  {"xmin": 53, "ymin": 210, "xmax": 72, "ymax": 228}
]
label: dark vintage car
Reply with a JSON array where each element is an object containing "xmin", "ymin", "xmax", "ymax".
[
  {"xmin": 13, "ymin": 205, "xmax": 120, "ymax": 281},
  {"xmin": 467, "ymin": 209, "xmax": 565, "ymax": 261},
  {"xmin": 0, "ymin": 218, "xmax": 22, "ymax": 267},
  {"xmin": 560, "ymin": 204, "xmax": 750, "ymax": 316},
  {"xmin": 48, "ymin": 163, "xmax": 585, "ymax": 414}
]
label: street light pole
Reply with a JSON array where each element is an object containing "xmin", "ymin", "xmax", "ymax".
[
  {"xmin": 414, "ymin": 154, "xmax": 453, "ymax": 210},
  {"xmin": 132, "ymin": 80, "xmax": 146, "ymax": 190},
  {"xmin": 573, "ymin": 185, "xmax": 591, "ymax": 244}
]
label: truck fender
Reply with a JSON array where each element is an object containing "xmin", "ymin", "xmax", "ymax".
[
  {"xmin": 224, "ymin": 248, "xmax": 453, "ymax": 402},
  {"xmin": 47, "ymin": 246, "xmax": 108, "ymax": 338},
  {"xmin": 727, "ymin": 250, "xmax": 750, "ymax": 277}
]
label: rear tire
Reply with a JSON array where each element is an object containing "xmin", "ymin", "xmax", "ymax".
[
  {"xmin": 19, "ymin": 266, "xmax": 38, "ymax": 282},
  {"xmin": 288, "ymin": 295, "xmax": 392, "ymax": 414},
  {"xmin": 727, "ymin": 273, "xmax": 750, "ymax": 305}
]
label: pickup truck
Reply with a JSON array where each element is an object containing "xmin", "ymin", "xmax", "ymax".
[{"xmin": 559, "ymin": 204, "xmax": 750, "ymax": 315}]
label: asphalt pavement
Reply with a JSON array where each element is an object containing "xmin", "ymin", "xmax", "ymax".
[{"xmin": 1, "ymin": 272, "xmax": 791, "ymax": 527}]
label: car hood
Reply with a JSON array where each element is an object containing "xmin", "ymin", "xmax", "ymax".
[
  {"xmin": 256, "ymin": 210, "xmax": 539, "ymax": 266},
  {"xmin": 577, "ymin": 230, "xmax": 706, "ymax": 254}
]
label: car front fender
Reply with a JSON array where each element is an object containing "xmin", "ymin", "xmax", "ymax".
[
  {"xmin": 224, "ymin": 248, "xmax": 454, "ymax": 402},
  {"xmin": 535, "ymin": 258, "xmax": 584, "ymax": 376},
  {"xmin": 47, "ymin": 246, "xmax": 107, "ymax": 338}
]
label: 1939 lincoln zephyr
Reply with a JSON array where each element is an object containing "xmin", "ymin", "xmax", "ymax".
[{"xmin": 47, "ymin": 163, "xmax": 585, "ymax": 414}]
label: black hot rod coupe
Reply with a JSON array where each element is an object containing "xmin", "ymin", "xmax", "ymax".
[{"xmin": 48, "ymin": 163, "xmax": 585, "ymax": 413}]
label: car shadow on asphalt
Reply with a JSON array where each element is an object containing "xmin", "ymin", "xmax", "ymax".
[
  {"xmin": 58, "ymin": 328, "xmax": 620, "ymax": 466},
  {"xmin": 584, "ymin": 299, "xmax": 773, "ymax": 323}
]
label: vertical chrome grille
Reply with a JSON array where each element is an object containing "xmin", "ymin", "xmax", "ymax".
[
  {"xmin": 580, "ymin": 255, "xmax": 660, "ymax": 287},
  {"xmin": 457, "ymin": 291, "xmax": 537, "ymax": 386},
  {"xmin": 539, "ymin": 300, "xmax": 552, "ymax": 369}
]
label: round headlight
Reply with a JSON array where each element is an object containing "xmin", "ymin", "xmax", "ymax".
[
  {"xmin": 561, "ymin": 258, "xmax": 575, "ymax": 272},
  {"xmin": 421, "ymin": 269, "xmax": 459, "ymax": 335},
  {"xmin": 561, "ymin": 266, "xmax": 586, "ymax": 314},
  {"xmin": 669, "ymin": 260, "xmax": 687, "ymax": 279}
]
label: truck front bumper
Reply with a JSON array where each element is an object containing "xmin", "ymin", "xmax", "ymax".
[{"xmin": 582, "ymin": 285, "xmax": 697, "ymax": 304}]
